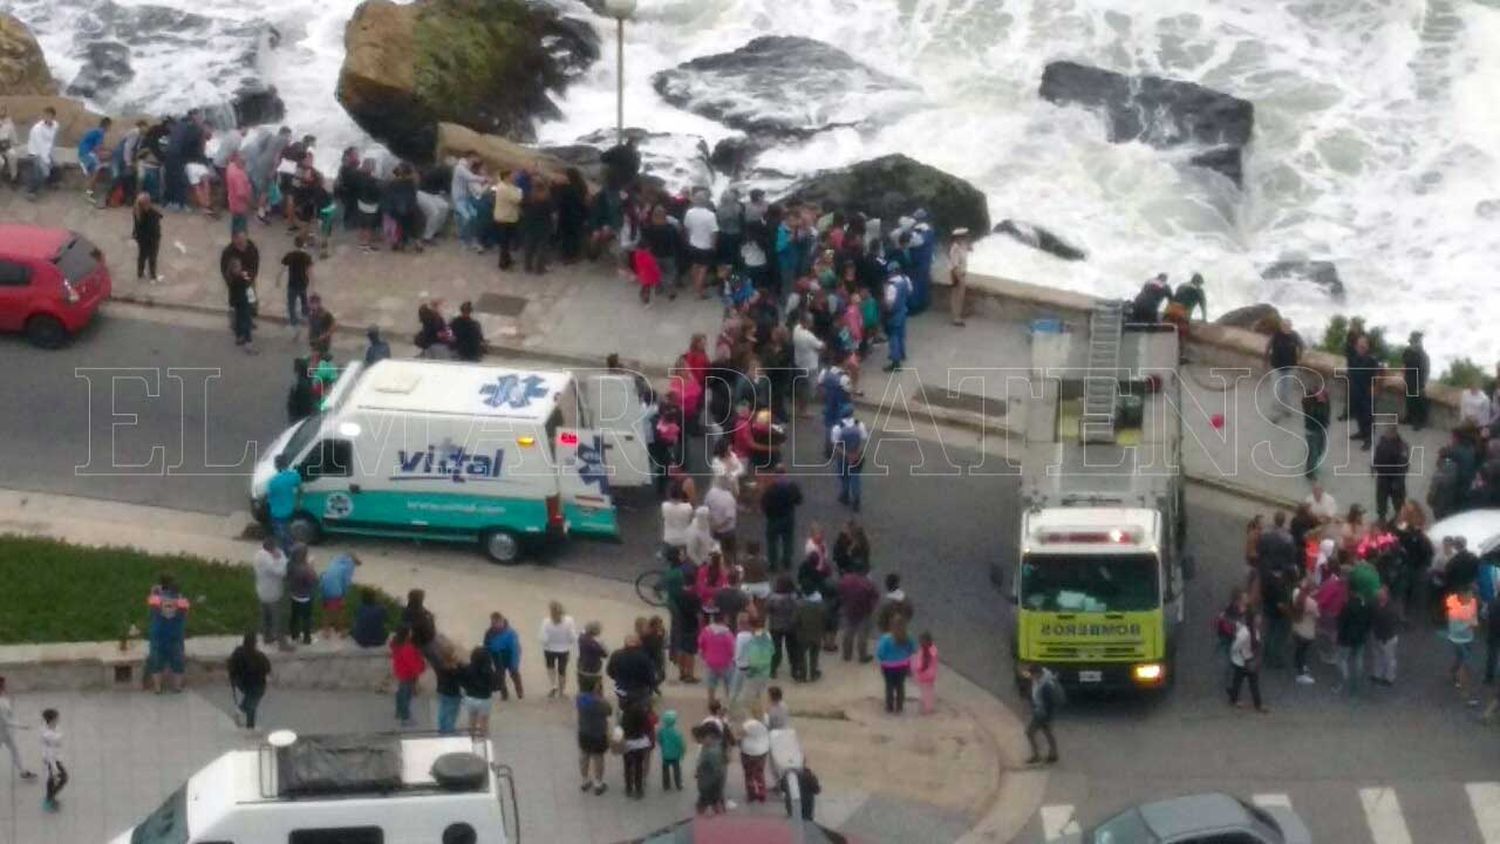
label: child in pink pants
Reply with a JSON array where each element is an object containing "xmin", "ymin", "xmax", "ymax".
[{"xmin": 913, "ymin": 632, "xmax": 939, "ymax": 715}]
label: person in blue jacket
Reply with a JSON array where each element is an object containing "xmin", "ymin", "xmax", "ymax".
[
  {"xmin": 906, "ymin": 210, "xmax": 937, "ymax": 314},
  {"xmin": 483, "ymin": 612, "xmax": 524, "ymax": 700},
  {"xmin": 77, "ymin": 116, "xmax": 111, "ymax": 202},
  {"xmin": 882, "ymin": 265, "xmax": 914, "ymax": 373},
  {"xmin": 318, "ymin": 553, "xmax": 361, "ymax": 634}
]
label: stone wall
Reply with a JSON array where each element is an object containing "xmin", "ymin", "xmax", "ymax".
[{"xmin": 0, "ymin": 635, "xmax": 391, "ymax": 692}]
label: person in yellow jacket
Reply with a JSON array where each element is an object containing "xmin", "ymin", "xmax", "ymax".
[{"xmin": 492, "ymin": 171, "xmax": 524, "ymax": 271}]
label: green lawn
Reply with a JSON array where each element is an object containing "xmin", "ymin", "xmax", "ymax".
[{"xmin": 0, "ymin": 535, "xmax": 394, "ymax": 645}]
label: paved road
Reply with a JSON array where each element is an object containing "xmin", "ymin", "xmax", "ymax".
[{"xmin": 6, "ymin": 309, "xmax": 1499, "ymax": 843}]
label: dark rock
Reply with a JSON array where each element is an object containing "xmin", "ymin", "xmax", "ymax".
[
  {"xmin": 652, "ymin": 35, "xmax": 921, "ymax": 138},
  {"xmin": 1260, "ymin": 260, "xmax": 1344, "ymax": 298},
  {"xmin": 709, "ymin": 135, "xmax": 760, "ymax": 179},
  {"xmin": 229, "ymin": 82, "xmax": 285, "ymax": 127},
  {"xmin": 65, "ymin": 40, "xmax": 132, "ymax": 100},
  {"xmin": 782, "ymin": 153, "xmax": 989, "ymax": 237},
  {"xmin": 1216, "ymin": 303, "xmax": 1282, "ymax": 332},
  {"xmin": 992, "ymin": 219, "xmax": 1087, "ymax": 261},
  {"xmin": 575, "ymin": 127, "xmax": 712, "ymax": 193},
  {"xmin": 1039, "ymin": 60, "xmax": 1254, "ymax": 186},
  {"xmin": 337, "ymin": 0, "xmax": 599, "ymax": 163}
]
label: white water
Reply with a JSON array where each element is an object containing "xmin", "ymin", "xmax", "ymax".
[{"xmin": 11, "ymin": 0, "xmax": 1500, "ymax": 367}]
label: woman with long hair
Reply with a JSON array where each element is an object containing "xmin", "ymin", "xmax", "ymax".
[{"xmin": 131, "ymin": 192, "xmax": 162, "ymax": 282}]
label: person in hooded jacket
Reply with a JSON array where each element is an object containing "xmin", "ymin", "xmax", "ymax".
[{"xmin": 227, "ymin": 632, "xmax": 271, "ymax": 729}]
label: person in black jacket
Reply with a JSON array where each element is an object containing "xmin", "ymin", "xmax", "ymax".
[
  {"xmin": 382, "ymin": 163, "xmax": 421, "ymax": 252},
  {"xmin": 1264, "ymin": 318, "xmax": 1304, "ymax": 421},
  {"xmin": 287, "ymin": 357, "xmax": 315, "ymax": 423},
  {"xmin": 449, "ymin": 301, "xmax": 485, "ymax": 362},
  {"xmin": 227, "ymin": 632, "xmax": 271, "ymax": 729},
  {"xmin": 1402, "ymin": 331, "xmax": 1430, "ymax": 430},
  {"xmin": 130, "ymin": 193, "xmax": 162, "ymax": 281},
  {"xmin": 1373, "ymin": 427, "xmax": 1411, "ymax": 523},
  {"xmin": 220, "ymin": 231, "xmax": 259, "ymax": 351},
  {"xmin": 462, "ymin": 646, "xmax": 495, "ymax": 736},
  {"xmin": 1347, "ymin": 335, "xmax": 1384, "ymax": 449},
  {"xmin": 1336, "ymin": 591, "xmax": 1373, "ymax": 697},
  {"xmin": 1021, "ymin": 663, "xmax": 1061, "ymax": 764},
  {"xmin": 554, "ymin": 168, "xmax": 589, "ymax": 264},
  {"xmin": 605, "ymin": 634, "xmax": 657, "ymax": 710},
  {"xmin": 1303, "ymin": 386, "xmax": 1331, "ymax": 479}
]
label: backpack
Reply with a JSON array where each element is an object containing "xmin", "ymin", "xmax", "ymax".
[
  {"xmin": 836, "ymin": 422, "xmax": 865, "ymax": 466},
  {"xmin": 1214, "ymin": 610, "xmax": 1237, "ymax": 643},
  {"xmin": 747, "ymin": 633, "xmax": 774, "ymax": 674}
]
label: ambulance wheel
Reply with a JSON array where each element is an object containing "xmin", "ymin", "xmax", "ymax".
[
  {"xmin": 482, "ymin": 530, "xmax": 522, "ymax": 565},
  {"xmin": 288, "ymin": 514, "xmax": 322, "ymax": 545}
]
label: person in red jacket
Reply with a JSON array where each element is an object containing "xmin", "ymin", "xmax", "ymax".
[
  {"xmin": 390, "ymin": 625, "xmax": 425, "ymax": 727},
  {"xmin": 837, "ymin": 570, "xmax": 880, "ymax": 663}
]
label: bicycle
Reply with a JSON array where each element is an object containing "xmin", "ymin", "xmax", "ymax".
[{"xmin": 634, "ymin": 568, "xmax": 668, "ymax": 608}]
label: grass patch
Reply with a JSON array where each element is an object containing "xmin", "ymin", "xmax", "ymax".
[{"xmin": 0, "ymin": 535, "xmax": 397, "ymax": 645}]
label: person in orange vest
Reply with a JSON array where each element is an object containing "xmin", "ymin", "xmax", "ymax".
[
  {"xmin": 1446, "ymin": 583, "xmax": 1481, "ymax": 706},
  {"xmin": 146, "ymin": 575, "xmax": 192, "ymax": 694}
]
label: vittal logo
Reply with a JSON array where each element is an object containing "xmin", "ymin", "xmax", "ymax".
[
  {"xmin": 480, "ymin": 374, "xmax": 548, "ymax": 409},
  {"xmin": 393, "ymin": 440, "xmax": 505, "ymax": 484}
]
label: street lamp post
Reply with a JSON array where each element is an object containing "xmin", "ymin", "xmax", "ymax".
[{"xmin": 603, "ymin": 0, "xmax": 637, "ymax": 145}]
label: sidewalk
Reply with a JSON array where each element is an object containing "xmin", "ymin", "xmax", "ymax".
[{"xmin": 0, "ymin": 487, "xmax": 1024, "ymax": 844}]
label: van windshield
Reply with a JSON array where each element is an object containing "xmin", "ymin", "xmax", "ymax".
[
  {"xmin": 1020, "ymin": 553, "xmax": 1160, "ymax": 613},
  {"xmin": 279, "ymin": 414, "xmax": 324, "ymax": 465},
  {"xmin": 131, "ymin": 785, "xmax": 188, "ymax": 844},
  {"xmin": 54, "ymin": 235, "xmax": 100, "ymax": 283}
]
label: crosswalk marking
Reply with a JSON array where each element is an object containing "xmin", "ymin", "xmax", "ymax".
[
  {"xmin": 1360, "ymin": 787, "xmax": 1414, "ymax": 844},
  {"xmin": 1041, "ymin": 804, "xmax": 1081, "ymax": 841},
  {"xmin": 1467, "ymin": 783, "xmax": 1500, "ymax": 844},
  {"xmin": 1253, "ymin": 793, "xmax": 1291, "ymax": 808}
]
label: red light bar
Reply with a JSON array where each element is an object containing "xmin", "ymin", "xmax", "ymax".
[{"xmin": 560, "ymin": 432, "xmax": 579, "ymax": 446}]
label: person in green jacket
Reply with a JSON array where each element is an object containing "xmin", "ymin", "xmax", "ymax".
[
  {"xmin": 658, "ymin": 709, "xmax": 685, "ymax": 791},
  {"xmin": 693, "ymin": 722, "xmax": 727, "ymax": 814}
]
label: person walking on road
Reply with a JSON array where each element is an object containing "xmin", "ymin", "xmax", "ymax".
[
  {"xmin": 1303, "ymin": 386, "xmax": 1331, "ymax": 480},
  {"xmin": 39, "ymin": 708, "xmax": 65, "ymax": 813},
  {"xmin": 875, "ymin": 617, "xmax": 917, "ymax": 714},
  {"xmin": 1228, "ymin": 609, "xmax": 1269, "ymax": 713},
  {"xmin": 1373, "ymin": 426, "xmax": 1410, "ymax": 524},
  {"xmin": 0, "ymin": 676, "xmax": 36, "ymax": 780},
  {"xmin": 760, "ymin": 465, "xmax": 803, "ymax": 571},
  {"xmin": 829, "ymin": 410, "xmax": 869, "ymax": 512},
  {"xmin": 390, "ymin": 625, "xmax": 424, "ymax": 727},
  {"xmin": 253, "ymin": 537, "xmax": 292, "ymax": 652},
  {"xmin": 220, "ymin": 230, "xmax": 261, "ymax": 352},
  {"xmin": 227, "ymin": 632, "xmax": 271, "ymax": 730},
  {"xmin": 540, "ymin": 602, "xmax": 579, "ymax": 699},
  {"xmin": 1021, "ymin": 663, "xmax": 1062, "ymax": 764},
  {"xmin": 1370, "ymin": 586, "xmax": 1400, "ymax": 686},
  {"xmin": 1264, "ymin": 317, "xmax": 1303, "ymax": 421}
]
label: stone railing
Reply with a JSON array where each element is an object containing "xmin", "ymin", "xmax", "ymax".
[{"xmin": 0, "ymin": 634, "xmax": 391, "ymax": 692}]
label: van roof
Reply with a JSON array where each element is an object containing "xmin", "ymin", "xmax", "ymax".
[{"xmin": 347, "ymin": 359, "xmax": 572, "ymax": 422}]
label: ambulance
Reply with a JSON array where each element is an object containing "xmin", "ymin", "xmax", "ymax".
[{"xmin": 250, "ymin": 359, "xmax": 653, "ymax": 563}]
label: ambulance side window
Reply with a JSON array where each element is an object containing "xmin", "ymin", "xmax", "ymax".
[
  {"xmin": 303, "ymin": 439, "xmax": 353, "ymax": 480},
  {"xmin": 289, "ymin": 828, "xmax": 383, "ymax": 844}
]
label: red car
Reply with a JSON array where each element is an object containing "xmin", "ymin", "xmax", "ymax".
[{"xmin": 0, "ymin": 224, "xmax": 112, "ymax": 347}]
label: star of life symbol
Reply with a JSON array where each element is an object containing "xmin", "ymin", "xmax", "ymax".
[{"xmin": 480, "ymin": 374, "xmax": 548, "ymax": 409}]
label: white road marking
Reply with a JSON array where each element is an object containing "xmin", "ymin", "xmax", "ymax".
[
  {"xmin": 1253, "ymin": 793, "xmax": 1292, "ymax": 808},
  {"xmin": 1467, "ymin": 783, "xmax": 1500, "ymax": 844},
  {"xmin": 1360, "ymin": 787, "xmax": 1414, "ymax": 844},
  {"xmin": 1041, "ymin": 804, "xmax": 1081, "ymax": 841}
]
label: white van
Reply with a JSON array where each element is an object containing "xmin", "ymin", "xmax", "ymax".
[
  {"xmin": 250, "ymin": 359, "xmax": 653, "ymax": 563},
  {"xmin": 111, "ymin": 732, "xmax": 517, "ymax": 844}
]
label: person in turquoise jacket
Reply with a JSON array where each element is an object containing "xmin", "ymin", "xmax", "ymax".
[
  {"xmin": 658, "ymin": 709, "xmax": 685, "ymax": 791},
  {"xmin": 875, "ymin": 619, "xmax": 918, "ymax": 714}
]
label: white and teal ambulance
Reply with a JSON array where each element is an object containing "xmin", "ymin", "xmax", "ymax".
[{"xmin": 250, "ymin": 359, "xmax": 653, "ymax": 563}]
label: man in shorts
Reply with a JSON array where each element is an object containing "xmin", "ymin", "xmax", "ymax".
[
  {"xmin": 683, "ymin": 192, "xmax": 720, "ymax": 298},
  {"xmin": 146, "ymin": 575, "xmax": 190, "ymax": 693}
]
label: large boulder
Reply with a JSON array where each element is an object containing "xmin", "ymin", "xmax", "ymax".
[
  {"xmin": 0, "ymin": 13, "xmax": 54, "ymax": 95},
  {"xmin": 434, "ymin": 123, "xmax": 575, "ymax": 185},
  {"xmin": 992, "ymin": 219, "xmax": 1087, "ymax": 261},
  {"xmin": 652, "ymin": 36, "xmax": 922, "ymax": 139},
  {"xmin": 1216, "ymin": 303, "xmax": 1282, "ymax": 332},
  {"xmin": 65, "ymin": 41, "xmax": 133, "ymax": 101},
  {"xmin": 1039, "ymin": 60, "xmax": 1253, "ymax": 186},
  {"xmin": 337, "ymin": 0, "xmax": 598, "ymax": 163},
  {"xmin": 1260, "ymin": 260, "xmax": 1344, "ymax": 298},
  {"xmin": 782, "ymin": 154, "xmax": 990, "ymax": 236}
]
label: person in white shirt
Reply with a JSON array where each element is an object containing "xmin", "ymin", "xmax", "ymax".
[
  {"xmin": 24, "ymin": 106, "xmax": 58, "ymax": 198},
  {"xmin": 0, "ymin": 676, "xmax": 35, "ymax": 780},
  {"xmin": 1303, "ymin": 483, "xmax": 1338, "ymax": 524},
  {"xmin": 253, "ymin": 538, "xmax": 290, "ymax": 650},
  {"xmin": 791, "ymin": 314, "xmax": 825, "ymax": 420},
  {"xmin": 1460, "ymin": 386, "xmax": 1491, "ymax": 429},
  {"xmin": 539, "ymin": 601, "xmax": 579, "ymax": 698},
  {"xmin": 704, "ymin": 483, "xmax": 739, "ymax": 564},
  {"xmin": 450, "ymin": 153, "xmax": 487, "ymax": 250},
  {"xmin": 0, "ymin": 106, "xmax": 18, "ymax": 182},
  {"xmin": 683, "ymin": 196, "xmax": 720, "ymax": 297},
  {"xmin": 661, "ymin": 481, "xmax": 696, "ymax": 556},
  {"xmin": 947, "ymin": 228, "xmax": 972, "ymax": 326},
  {"xmin": 40, "ymin": 708, "xmax": 65, "ymax": 812},
  {"xmin": 709, "ymin": 438, "xmax": 746, "ymax": 498}
]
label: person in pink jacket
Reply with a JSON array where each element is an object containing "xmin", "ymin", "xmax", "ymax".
[
  {"xmin": 913, "ymin": 631, "xmax": 939, "ymax": 715},
  {"xmin": 697, "ymin": 612, "xmax": 737, "ymax": 707},
  {"xmin": 225, "ymin": 153, "xmax": 254, "ymax": 237}
]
